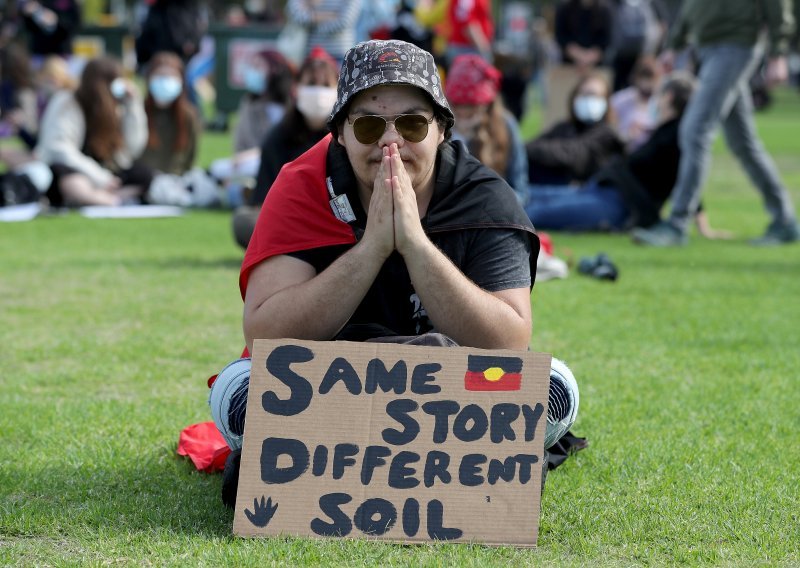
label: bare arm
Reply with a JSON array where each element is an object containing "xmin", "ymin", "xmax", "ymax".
[
  {"xmin": 465, "ymin": 21, "xmax": 492, "ymax": 59},
  {"xmin": 388, "ymin": 146, "xmax": 532, "ymax": 350},
  {"xmin": 243, "ymin": 147, "xmax": 397, "ymax": 351},
  {"xmin": 403, "ymin": 238, "xmax": 532, "ymax": 349},
  {"xmin": 242, "ymin": 240, "xmax": 386, "ymax": 352}
]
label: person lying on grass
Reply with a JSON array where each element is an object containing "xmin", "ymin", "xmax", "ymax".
[{"xmin": 208, "ymin": 40, "xmax": 585, "ymax": 508}]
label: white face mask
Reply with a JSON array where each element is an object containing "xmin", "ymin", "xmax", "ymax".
[
  {"xmin": 296, "ymin": 85, "xmax": 337, "ymax": 124},
  {"xmin": 109, "ymin": 77, "xmax": 127, "ymax": 100},
  {"xmin": 149, "ymin": 75, "xmax": 183, "ymax": 106},
  {"xmin": 573, "ymin": 95, "xmax": 607, "ymax": 124}
]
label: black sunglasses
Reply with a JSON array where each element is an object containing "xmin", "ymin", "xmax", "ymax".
[{"xmin": 347, "ymin": 114, "xmax": 435, "ymax": 144}]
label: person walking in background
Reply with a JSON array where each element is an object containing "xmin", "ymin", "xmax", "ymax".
[
  {"xmin": 140, "ymin": 52, "xmax": 200, "ymax": 176},
  {"xmin": 232, "ymin": 47, "xmax": 340, "ymax": 249},
  {"xmin": 445, "ymin": 54, "xmax": 528, "ymax": 205},
  {"xmin": 286, "ymin": 0, "xmax": 363, "ymax": 63},
  {"xmin": 34, "ymin": 56, "xmax": 152, "ymax": 207},
  {"xmin": 554, "ymin": 0, "xmax": 614, "ymax": 72},
  {"xmin": 632, "ymin": 0, "xmax": 799, "ymax": 246}
]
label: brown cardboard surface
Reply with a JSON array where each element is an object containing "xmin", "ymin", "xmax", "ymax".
[{"xmin": 234, "ymin": 339, "xmax": 551, "ymax": 546}]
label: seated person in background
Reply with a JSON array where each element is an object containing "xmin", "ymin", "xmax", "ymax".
[
  {"xmin": 526, "ymin": 73, "xmax": 729, "ymax": 237},
  {"xmin": 232, "ymin": 47, "xmax": 340, "ymax": 249},
  {"xmin": 233, "ymin": 50, "xmax": 293, "ymax": 153},
  {"xmin": 140, "ymin": 51, "xmax": 200, "ymax": 176},
  {"xmin": 209, "ymin": 50, "xmax": 295, "ymax": 204},
  {"xmin": 0, "ymin": 51, "xmax": 74, "ymax": 189},
  {"xmin": 526, "ymin": 72, "xmax": 624, "ymax": 190},
  {"xmin": 0, "ymin": 43, "xmax": 39, "ymax": 150},
  {"xmin": 36, "ymin": 55, "xmax": 77, "ymax": 108},
  {"xmin": 445, "ymin": 54, "xmax": 529, "ymax": 206},
  {"xmin": 610, "ymin": 55, "xmax": 660, "ymax": 152},
  {"xmin": 209, "ymin": 40, "xmax": 582, "ymax": 507},
  {"xmin": 34, "ymin": 56, "xmax": 152, "ymax": 207}
]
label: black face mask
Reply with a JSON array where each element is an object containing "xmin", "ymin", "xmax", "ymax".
[{"xmin": 638, "ymin": 87, "xmax": 654, "ymax": 99}]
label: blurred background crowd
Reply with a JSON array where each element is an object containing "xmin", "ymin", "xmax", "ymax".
[{"xmin": 1, "ymin": 0, "xmax": 798, "ymax": 246}]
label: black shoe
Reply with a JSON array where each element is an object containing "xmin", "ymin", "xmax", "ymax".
[
  {"xmin": 221, "ymin": 448, "xmax": 241, "ymax": 509},
  {"xmin": 577, "ymin": 252, "xmax": 619, "ymax": 281},
  {"xmin": 749, "ymin": 220, "xmax": 800, "ymax": 246}
]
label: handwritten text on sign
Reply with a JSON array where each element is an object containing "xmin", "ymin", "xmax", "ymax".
[{"xmin": 234, "ymin": 340, "xmax": 551, "ymax": 546}]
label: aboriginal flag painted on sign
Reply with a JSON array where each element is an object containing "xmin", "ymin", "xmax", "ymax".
[{"xmin": 464, "ymin": 355, "xmax": 523, "ymax": 391}]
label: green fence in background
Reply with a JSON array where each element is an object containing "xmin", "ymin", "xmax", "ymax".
[{"xmin": 207, "ymin": 23, "xmax": 282, "ymax": 116}]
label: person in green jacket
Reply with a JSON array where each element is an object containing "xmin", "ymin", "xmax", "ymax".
[{"xmin": 632, "ymin": 0, "xmax": 799, "ymax": 246}]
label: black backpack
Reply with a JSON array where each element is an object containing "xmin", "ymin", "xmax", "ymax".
[{"xmin": 0, "ymin": 172, "xmax": 39, "ymax": 207}]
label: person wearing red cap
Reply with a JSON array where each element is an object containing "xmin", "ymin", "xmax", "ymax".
[{"xmin": 445, "ymin": 54, "xmax": 528, "ymax": 205}]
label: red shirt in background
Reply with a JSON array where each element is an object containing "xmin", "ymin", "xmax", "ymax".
[{"xmin": 447, "ymin": 0, "xmax": 494, "ymax": 49}]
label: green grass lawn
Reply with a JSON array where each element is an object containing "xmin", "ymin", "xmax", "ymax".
[{"xmin": 1, "ymin": 89, "xmax": 799, "ymax": 566}]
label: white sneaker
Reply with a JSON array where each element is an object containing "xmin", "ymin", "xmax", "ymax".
[
  {"xmin": 208, "ymin": 358, "xmax": 251, "ymax": 451},
  {"xmin": 545, "ymin": 358, "xmax": 580, "ymax": 449}
]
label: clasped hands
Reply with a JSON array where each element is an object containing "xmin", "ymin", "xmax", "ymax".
[{"xmin": 363, "ymin": 143, "xmax": 428, "ymax": 260}]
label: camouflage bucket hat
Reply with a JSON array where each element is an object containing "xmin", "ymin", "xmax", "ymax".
[{"xmin": 329, "ymin": 40, "xmax": 454, "ymax": 132}]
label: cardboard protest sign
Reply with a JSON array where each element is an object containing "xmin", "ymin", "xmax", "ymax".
[{"xmin": 234, "ymin": 339, "xmax": 551, "ymax": 546}]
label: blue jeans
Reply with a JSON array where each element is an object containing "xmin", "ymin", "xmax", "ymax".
[
  {"xmin": 525, "ymin": 181, "xmax": 629, "ymax": 231},
  {"xmin": 668, "ymin": 43, "xmax": 797, "ymax": 231}
]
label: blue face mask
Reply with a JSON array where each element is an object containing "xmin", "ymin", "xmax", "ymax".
[
  {"xmin": 148, "ymin": 75, "xmax": 183, "ymax": 106},
  {"xmin": 243, "ymin": 67, "xmax": 267, "ymax": 95}
]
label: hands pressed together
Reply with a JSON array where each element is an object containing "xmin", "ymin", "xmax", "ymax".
[{"xmin": 363, "ymin": 143, "xmax": 429, "ymax": 260}]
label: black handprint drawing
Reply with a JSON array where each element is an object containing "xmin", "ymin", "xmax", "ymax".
[{"xmin": 244, "ymin": 496, "xmax": 278, "ymax": 528}]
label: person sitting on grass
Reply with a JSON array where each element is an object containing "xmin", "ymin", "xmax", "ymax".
[
  {"xmin": 525, "ymin": 72, "xmax": 625, "ymax": 192},
  {"xmin": 34, "ymin": 56, "xmax": 152, "ymax": 207},
  {"xmin": 444, "ymin": 53, "xmax": 529, "ymax": 206},
  {"xmin": 232, "ymin": 46, "xmax": 340, "ymax": 249},
  {"xmin": 139, "ymin": 51, "xmax": 200, "ymax": 176},
  {"xmin": 208, "ymin": 50, "xmax": 296, "ymax": 206},
  {"xmin": 526, "ymin": 72, "xmax": 731, "ymax": 237},
  {"xmin": 207, "ymin": 39, "xmax": 584, "ymax": 508},
  {"xmin": 610, "ymin": 55, "xmax": 660, "ymax": 152}
]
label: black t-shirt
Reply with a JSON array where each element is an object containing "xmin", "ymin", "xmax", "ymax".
[
  {"xmin": 288, "ymin": 229, "xmax": 531, "ymax": 339},
  {"xmin": 287, "ymin": 143, "xmax": 532, "ymax": 340}
]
